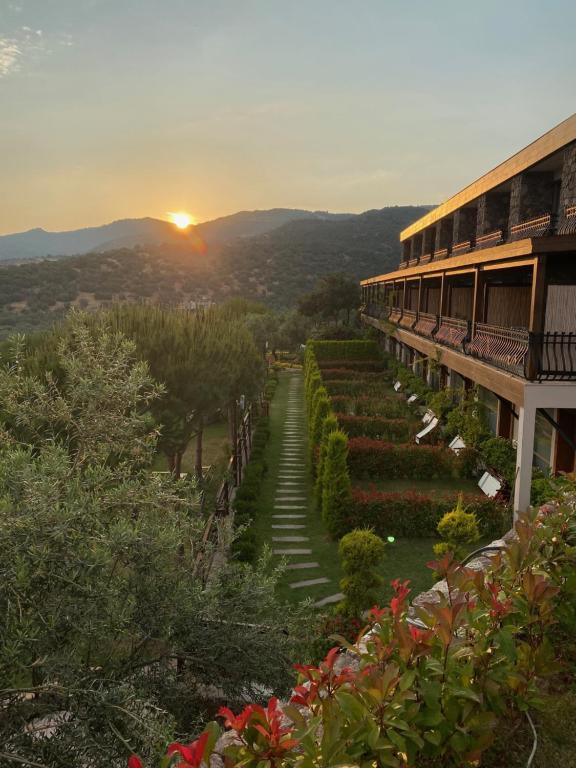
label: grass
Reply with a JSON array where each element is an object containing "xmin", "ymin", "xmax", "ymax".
[{"xmin": 151, "ymin": 420, "xmax": 230, "ymax": 473}]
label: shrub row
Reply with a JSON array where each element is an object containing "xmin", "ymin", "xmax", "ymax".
[
  {"xmin": 317, "ymin": 359, "xmax": 387, "ymax": 372},
  {"xmin": 307, "ymin": 339, "xmax": 382, "ymax": 360},
  {"xmin": 318, "ymin": 368, "xmax": 388, "ymax": 380},
  {"xmin": 232, "ymin": 416, "xmax": 271, "ymax": 562},
  {"xmin": 333, "ymin": 488, "xmax": 509, "ymax": 540},
  {"xmin": 337, "ymin": 414, "xmax": 415, "ymax": 441},
  {"xmin": 346, "ymin": 437, "xmax": 471, "ymax": 480},
  {"xmin": 323, "ymin": 379, "xmax": 395, "ymax": 397},
  {"xmin": 330, "ymin": 394, "xmax": 411, "ymax": 419}
]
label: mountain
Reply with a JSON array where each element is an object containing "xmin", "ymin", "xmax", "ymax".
[
  {"xmin": 0, "ymin": 209, "xmax": 349, "ymax": 263},
  {"xmin": 0, "ymin": 206, "xmax": 430, "ymax": 337}
]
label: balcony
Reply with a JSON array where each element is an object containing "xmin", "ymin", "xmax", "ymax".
[
  {"xmin": 466, "ymin": 322, "xmax": 529, "ymax": 376},
  {"xmin": 451, "ymin": 240, "xmax": 472, "ymax": 257},
  {"xmin": 420, "ymin": 252, "xmax": 433, "ymax": 265},
  {"xmin": 509, "ymin": 213, "xmax": 554, "ymax": 242},
  {"xmin": 434, "ymin": 316, "xmax": 471, "ymax": 350},
  {"xmin": 413, "ymin": 311, "xmax": 439, "ymax": 339},
  {"xmin": 558, "ymin": 205, "xmax": 576, "ymax": 235},
  {"xmin": 365, "ymin": 303, "xmax": 390, "ymax": 320},
  {"xmin": 399, "ymin": 308, "xmax": 417, "ymax": 330},
  {"xmin": 475, "ymin": 230, "xmax": 504, "ymax": 250},
  {"xmin": 432, "ymin": 247, "xmax": 449, "ymax": 261},
  {"xmin": 389, "ymin": 307, "xmax": 403, "ymax": 324},
  {"xmin": 531, "ymin": 332, "xmax": 576, "ymax": 381}
]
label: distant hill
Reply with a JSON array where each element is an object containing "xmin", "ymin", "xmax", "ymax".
[
  {"xmin": 0, "ymin": 208, "xmax": 347, "ymax": 263},
  {"xmin": 0, "ymin": 205, "xmax": 430, "ymax": 337}
]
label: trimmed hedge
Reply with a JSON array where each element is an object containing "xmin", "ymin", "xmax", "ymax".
[
  {"xmin": 319, "ymin": 368, "xmax": 387, "ymax": 380},
  {"xmin": 330, "ymin": 395, "xmax": 412, "ymax": 419},
  {"xmin": 347, "ymin": 437, "xmax": 468, "ymax": 480},
  {"xmin": 307, "ymin": 340, "xmax": 381, "ymax": 360},
  {"xmin": 337, "ymin": 414, "xmax": 415, "ymax": 442},
  {"xmin": 317, "ymin": 359, "xmax": 388, "ymax": 372},
  {"xmin": 323, "ymin": 380, "xmax": 394, "ymax": 397},
  {"xmin": 336, "ymin": 488, "xmax": 508, "ymax": 540}
]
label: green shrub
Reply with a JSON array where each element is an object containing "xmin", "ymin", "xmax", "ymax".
[
  {"xmin": 314, "ymin": 414, "xmax": 339, "ymax": 509},
  {"xmin": 321, "ymin": 430, "xmax": 353, "ymax": 538},
  {"xmin": 344, "ymin": 488, "xmax": 507, "ymax": 539},
  {"xmin": 444, "ymin": 387, "xmax": 490, "ymax": 448},
  {"xmin": 337, "ymin": 414, "xmax": 415, "ymax": 441},
  {"xmin": 322, "ymin": 379, "xmax": 392, "ymax": 397},
  {"xmin": 338, "ymin": 529, "xmax": 386, "ymax": 617},
  {"xmin": 330, "ymin": 395, "xmax": 411, "ymax": 419},
  {"xmin": 307, "ymin": 340, "xmax": 381, "ymax": 360},
  {"xmin": 309, "ymin": 392, "xmax": 332, "ymax": 466},
  {"xmin": 346, "ymin": 438, "xmax": 467, "ymax": 480},
  {"xmin": 479, "ymin": 437, "xmax": 516, "ymax": 487},
  {"xmin": 433, "ymin": 494, "xmax": 480, "ymax": 561}
]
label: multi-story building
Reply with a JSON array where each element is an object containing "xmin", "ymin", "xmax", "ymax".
[{"xmin": 361, "ymin": 114, "xmax": 576, "ymax": 513}]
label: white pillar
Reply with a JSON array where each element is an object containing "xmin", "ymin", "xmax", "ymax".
[{"xmin": 513, "ymin": 402, "xmax": 537, "ymax": 517}]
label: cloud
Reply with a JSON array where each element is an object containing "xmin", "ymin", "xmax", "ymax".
[{"xmin": 0, "ymin": 38, "xmax": 22, "ymax": 77}]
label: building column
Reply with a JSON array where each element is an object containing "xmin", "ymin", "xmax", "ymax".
[{"xmin": 513, "ymin": 402, "xmax": 537, "ymax": 517}]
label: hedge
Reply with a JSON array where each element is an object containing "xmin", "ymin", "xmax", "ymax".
[
  {"xmin": 336, "ymin": 488, "xmax": 508, "ymax": 540},
  {"xmin": 337, "ymin": 415, "xmax": 416, "ymax": 441},
  {"xmin": 346, "ymin": 437, "xmax": 469, "ymax": 480},
  {"xmin": 330, "ymin": 395, "xmax": 411, "ymax": 419},
  {"xmin": 317, "ymin": 359, "xmax": 388, "ymax": 372},
  {"xmin": 319, "ymin": 368, "xmax": 387, "ymax": 380},
  {"xmin": 323, "ymin": 380, "xmax": 394, "ymax": 397},
  {"xmin": 307, "ymin": 340, "xmax": 381, "ymax": 360}
]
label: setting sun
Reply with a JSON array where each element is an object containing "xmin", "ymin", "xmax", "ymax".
[{"xmin": 168, "ymin": 211, "xmax": 195, "ymax": 229}]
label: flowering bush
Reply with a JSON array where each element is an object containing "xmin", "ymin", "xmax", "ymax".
[
  {"xmin": 337, "ymin": 414, "xmax": 415, "ymax": 441},
  {"xmin": 347, "ymin": 437, "xmax": 467, "ymax": 480},
  {"xmin": 132, "ymin": 506, "xmax": 575, "ymax": 768},
  {"xmin": 340, "ymin": 488, "xmax": 507, "ymax": 539}
]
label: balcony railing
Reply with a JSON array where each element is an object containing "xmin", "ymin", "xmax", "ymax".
[
  {"xmin": 509, "ymin": 213, "xmax": 554, "ymax": 241},
  {"xmin": 389, "ymin": 307, "xmax": 403, "ymax": 324},
  {"xmin": 399, "ymin": 308, "xmax": 417, "ymax": 329},
  {"xmin": 434, "ymin": 316, "xmax": 471, "ymax": 350},
  {"xmin": 365, "ymin": 303, "xmax": 390, "ymax": 320},
  {"xmin": 407, "ymin": 257, "xmax": 420, "ymax": 267},
  {"xmin": 466, "ymin": 322, "xmax": 529, "ymax": 376},
  {"xmin": 558, "ymin": 205, "xmax": 576, "ymax": 235},
  {"xmin": 419, "ymin": 252, "xmax": 433, "ymax": 264},
  {"xmin": 433, "ymin": 247, "xmax": 449, "ymax": 261},
  {"xmin": 475, "ymin": 229, "xmax": 504, "ymax": 250},
  {"xmin": 530, "ymin": 332, "xmax": 576, "ymax": 381},
  {"xmin": 451, "ymin": 240, "xmax": 472, "ymax": 256},
  {"xmin": 413, "ymin": 311, "xmax": 439, "ymax": 339}
]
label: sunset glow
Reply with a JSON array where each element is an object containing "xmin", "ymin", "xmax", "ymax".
[{"xmin": 169, "ymin": 211, "xmax": 195, "ymax": 229}]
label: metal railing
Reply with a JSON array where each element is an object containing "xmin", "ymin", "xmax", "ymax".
[
  {"xmin": 475, "ymin": 229, "xmax": 504, "ymax": 250},
  {"xmin": 399, "ymin": 308, "xmax": 417, "ymax": 329},
  {"xmin": 466, "ymin": 322, "xmax": 530, "ymax": 376},
  {"xmin": 365, "ymin": 303, "xmax": 391, "ymax": 320},
  {"xmin": 413, "ymin": 311, "xmax": 439, "ymax": 338},
  {"xmin": 529, "ymin": 332, "xmax": 576, "ymax": 381},
  {"xmin": 434, "ymin": 316, "xmax": 471, "ymax": 350},
  {"xmin": 509, "ymin": 213, "xmax": 554, "ymax": 241},
  {"xmin": 558, "ymin": 205, "xmax": 576, "ymax": 235},
  {"xmin": 432, "ymin": 247, "xmax": 449, "ymax": 261},
  {"xmin": 388, "ymin": 307, "xmax": 403, "ymax": 324},
  {"xmin": 451, "ymin": 240, "xmax": 472, "ymax": 256}
]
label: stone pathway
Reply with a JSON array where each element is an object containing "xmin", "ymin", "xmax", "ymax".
[{"xmin": 268, "ymin": 370, "xmax": 344, "ymax": 608}]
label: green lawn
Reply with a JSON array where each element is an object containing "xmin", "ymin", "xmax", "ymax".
[{"xmin": 151, "ymin": 419, "xmax": 230, "ymax": 473}]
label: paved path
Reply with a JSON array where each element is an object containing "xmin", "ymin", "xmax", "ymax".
[{"xmin": 266, "ymin": 370, "xmax": 343, "ymax": 608}]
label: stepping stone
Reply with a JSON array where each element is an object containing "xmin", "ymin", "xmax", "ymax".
[
  {"xmin": 272, "ymin": 524, "xmax": 306, "ymax": 529},
  {"xmin": 290, "ymin": 577, "xmax": 330, "ymax": 589},
  {"xmin": 275, "ymin": 498, "xmax": 306, "ymax": 502},
  {"xmin": 274, "ymin": 505, "xmax": 307, "ymax": 510},
  {"xmin": 278, "ymin": 481, "xmax": 304, "ymax": 485},
  {"xmin": 273, "ymin": 548, "xmax": 312, "ymax": 555},
  {"xmin": 314, "ymin": 592, "xmax": 345, "ymax": 607},
  {"xmin": 272, "ymin": 536, "xmax": 309, "ymax": 542},
  {"xmin": 286, "ymin": 562, "xmax": 320, "ymax": 570},
  {"xmin": 273, "ymin": 514, "xmax": 306, "ymax": 519}
]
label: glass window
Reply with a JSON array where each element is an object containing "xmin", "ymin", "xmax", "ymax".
[
  {"xmin": 533, "ymin": 410, "xmax": 553, "ymax": 470},
  {"xmin": 477, "ymin": 387, "xmax": 498, "ymax": 435}
]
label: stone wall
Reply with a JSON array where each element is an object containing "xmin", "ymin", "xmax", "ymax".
[
  {"xmin": 435, "ymin": 217, "xmax": 453, "ymax": 251},
  {"xmin": 559, "ymin": 141, "xmax": 576, "ymax": 232},
  {"xmin": 476, "ymin": 190, "xmax": 510, "ymax": 236},
  {"xmin": 452, "ymin": 207, "xmax": 477, "ymax": 245},
  {"xmin": 509, "ymin": 171, "xmax": 555, "ymax": 227}
]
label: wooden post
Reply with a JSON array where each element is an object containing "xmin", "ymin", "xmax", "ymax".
[
  {"xmin": 527, "ymin": 255, "xmax": 547, "ymax": 379},
  {"xmin": 471, "ymin": 268, "xmax": 486, "ymax": 332},
  {"xmin": 440, "ymin": 273, "xmax": 449, "ymax": 317}
]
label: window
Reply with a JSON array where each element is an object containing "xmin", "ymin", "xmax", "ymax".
[
  {"xmin": 533, "ymin": 409, "xmax": 553, "ymax": 470},
  {"xmin": 477, "ymin": 387, "xmax": 498, "ymax": 435}
]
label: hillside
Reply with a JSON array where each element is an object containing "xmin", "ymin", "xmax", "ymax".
[
  {"xmin": 0, "ymin": 208, "xmax": 345, "ymax": 263},
  {"xmin": 0, "ymin": 206, "xmax": 429, "ymax": 337}
]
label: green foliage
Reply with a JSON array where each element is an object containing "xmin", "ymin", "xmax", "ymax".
[
  {"xmin": 345, "ymin": 488, "xmax": 507, "ymax": 539},
  {"xmin": 330, "ymin": 394, "xmax": 412, "ymax": 419},
  {"xmin": 321, "ymin": 430, "xmax": 353, "ymax": 538},
  {"xmin": 0, "ymin": 315, "xmax": 310, "ymax": 767},
  {"xmin": 298, "ymin": 273, "xmax": 360, "ymax": 322},
  {"xmin": 433, "ymin": 493, "xmax": 480, "ymax": 561},
  {"xmin": 347, "ymin": 438, "xmax": 468, "ymax": 480},
  {"xmin": 314, "ymin": 413, "xmax": 339, "ymax": 510},
  {"xmin": 531, "ymin": 470, "xmax": 576, "ymax": 507},
  {"xmin": 338, "ymin": 529, "xmax": 386, "ymax": 617},
  {"xmin": 444, "ymin": 386, "xmax": 491, "ymax": 448},
  {"xmin": 307, "ymin": 339, "xmax": 381, "ymax": 360},
  {"xmin": 337, "ymin": 414, "xmax": 415, "ymax": 441},
  {"xmin": 309, "ymin": 389, "xmax": 331, "ymax": 465},
  {"xmin": 479, "ymin": 436, "xmax": 517, "ymax": 487}
]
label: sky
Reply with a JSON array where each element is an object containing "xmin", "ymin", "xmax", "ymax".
[{"xmin": 1, "ymin": 0, "xmax": 575, "ymax": 235}]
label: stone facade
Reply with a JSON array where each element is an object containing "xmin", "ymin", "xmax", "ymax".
[
  {"xmin": 476, "ymin": 190, "xmax": 510, "ymax": 236},
  {"xmin": 559, "ymin": 141, "xmax": 576, "ymax": 233},
  {"xmin": 435, "ymin": 217, "xmax": 453, "ymax": 251},
  {"xmin": 452, "ymin": 207, "xmax": 477, "ymax": 245},
  {"xmin": 509, "ymin": 171, "xmax": 555, "ymax": 227}
]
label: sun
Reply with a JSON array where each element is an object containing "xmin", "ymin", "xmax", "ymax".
[{"xmin": 168, "ymin": 211, "xmax": 195, "ymax": 229}]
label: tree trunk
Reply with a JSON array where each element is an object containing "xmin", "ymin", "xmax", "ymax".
[
  {"xmin": 173, "ymin": 451, "xmax": 182, "ymax": 480},
  {"xmin": 167, "ymin": 452, "xmax": 176, "ymax": 475},
  {"xmin": 195, "ymin": 417, "xmax": 204, "ymax": 481}
]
